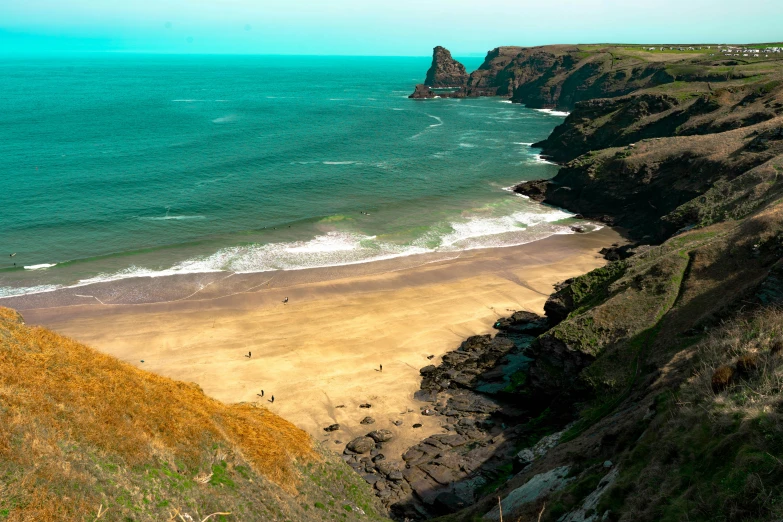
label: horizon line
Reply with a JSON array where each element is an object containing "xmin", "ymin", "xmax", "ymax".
[{"xmin": 2, "ymin": 40, "xmax": 782, "ymax": 59}]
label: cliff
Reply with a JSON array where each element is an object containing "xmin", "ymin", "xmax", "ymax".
[
  {"xmin": 412, "ymin": 44, "xmax": 673, "ymax": 104},
  {"xmin": 0, "ymin": 308, "xmax": 388, "ymax": 521},
  {"xmin": 425, "ymin": 46, "xmax": 469, "ymax": 87},
  {"xmin": 396, "ymin": 44, "xmax": 783, "ymax": 522}
]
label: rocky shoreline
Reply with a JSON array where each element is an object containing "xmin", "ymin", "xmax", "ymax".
[{"xmin": 339, "ymin": 307, "xmax": 583, "ymax": 520}]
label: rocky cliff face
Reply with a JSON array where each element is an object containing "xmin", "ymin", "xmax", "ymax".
[
  {"xmin": 516, "ymin": 90, "xmax": 783, "ymax": 241},
  {"xmin": 424, "ymin": 46, "xmax": 469, "ymax": 88},
  {"xmin": 412, "ymin": 45, "xmax": 675, "ymax": 106},
  {"xmin": 397, "ymin": 45, "xmax": 783, "ymax": 522}
]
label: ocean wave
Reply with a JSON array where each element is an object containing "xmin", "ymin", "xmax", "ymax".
[
  {"xmin": 514, "ymin": 142, "xmax": 534, "ymax": 146},
  {"xmin": 1, "ymin": 205, "xmax": 589, "ymax": 298},
  {"xmin": 212, "ymin": 114, "xmax": 237, "ymax": 124},
  {"xmin": 72, "ymin": 232, "xmax": 431, "ymax": 280},
  {"xmin": 534, "ymin": 108, "xmax": 570, "ymax": 117},
  {"xmin": 86, "ymin": 209, "xmax": 573, "ymax": 281},
  {"xmin": 409, "ymin": 114, "xmax": 444, "ymax": 140},
  {"xmin": 438, "ymin": 208, "xmax": 573, "ymax": 249},
  {"xmin": 140, "ymin": 215, "xmax": 206, "ymax": 221},
  {"xmin": 531, "ymin": 154, "xmax": 557, "ymax": 165},
  {"xmin": 0, "ymin": 284, "xmax": 61, "ymax": 298},
  {"xmin": 427, "ymin": 114, "xmax": 444, "ymax": 127},
  {"xmin": 24, "ymin": 263, "xmax": 57, "ymax": 270}
]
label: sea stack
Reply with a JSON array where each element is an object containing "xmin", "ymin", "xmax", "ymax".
[
  {"xmin": 410, "ymin": 46, "xmax": 468, "ymax": 99},
  {"xmin": 424, "ymin": 46, "xmax": 468, "ymax": 87}
]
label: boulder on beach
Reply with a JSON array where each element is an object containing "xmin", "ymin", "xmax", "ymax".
[
  {"xmin": 346, "ymin": 436, "xmax": 376, "ymax": 454},
  {"xmin": 367, "ymin": 429, "xmax": 394, "ymax": 443}
]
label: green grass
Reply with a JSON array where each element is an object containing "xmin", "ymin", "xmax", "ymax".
[
  {"xmin": 561, "ymin": 249, "xmax": 691, "ymax": 443},
  {"xmin": 210, "ymin": 461, "xmax": 236, "ymax": 489}
]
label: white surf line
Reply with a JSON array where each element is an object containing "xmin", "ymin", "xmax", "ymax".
[
  {"xmin": 426, "ymin": 114, "xmax": 444, "ymax": 127},
  {"xmin": 16, "ymin": 273, "xmax": 280, "ymax": 312},
  {"xmin": 409, "ymin": 114, "xmax": 444, "ymax": 140}
]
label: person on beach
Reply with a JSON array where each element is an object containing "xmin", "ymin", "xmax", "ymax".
[
  {"xmin": 283, "ymin": 297, "xmax": 289, "ymax": 304},
  {"xmin": 269, "ymin": 395, "xmax": 275, "ymax": 403},
  {"xmin": 258, "ymin": 390, "xmax": 264, "ymax": 398},
  {"xmin": 245, "ymin": 351, "xmax": 252, "ymax": 358},
  {"xmin": 379, "ymin": 364, "xmax": 383, "ymax": 372}
]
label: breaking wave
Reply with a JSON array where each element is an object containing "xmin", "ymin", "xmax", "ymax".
[{"xmin": 534, "ymin": 108, "xmax": 570, "ymax": 117}]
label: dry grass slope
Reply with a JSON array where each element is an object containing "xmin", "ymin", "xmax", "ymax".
[{"xmin": 0, "ymin": 307, "xmax": 350, "ymax": 521}]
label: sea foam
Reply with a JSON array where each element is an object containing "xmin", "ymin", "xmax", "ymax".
[
  {"xmin": 24, "ymin": 263, "xmax": 57, "ymax": 270},
  {"xmin": 534, "ymin": 108, "xmax": 570, "ymax": 117}
]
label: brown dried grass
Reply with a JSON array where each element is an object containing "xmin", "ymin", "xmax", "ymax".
[
  {"xmin": 711, "ymin": 365, "xmax": 736, "ymax": 392},
  {"xmin": 0, "ymin": 307, "xmax": 317, "ymax": 518}
]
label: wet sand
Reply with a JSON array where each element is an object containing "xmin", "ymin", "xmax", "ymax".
[{"xmin": 6, "ymin": 227, "xmax": 623, "ymax": 456}]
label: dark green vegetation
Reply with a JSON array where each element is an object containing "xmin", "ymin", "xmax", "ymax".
[{"xmin": 430, "ymin": 43, "xmax": 783, "ymax": 522}]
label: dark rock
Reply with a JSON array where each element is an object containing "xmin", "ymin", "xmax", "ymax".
[
  {"xmin": 433, "ymin": 492, "xmax": 468, "ymax": 515},
  {"xmin": 367, "ymin": 429, "xmax": 394, "ymax": 443},
  {"xmin": 402, "ymin": 448, "xmax": 424, "ymax": 462},
  {"xmin": 414, "ymin": 390, "xmax": 439, "ymax": 404},
  {"xmin": 419, "ymin": 365, "xmax": 438, "ymax": 375},
  {"xmin": 512, "ymin": 179, "xmax": 550, "ymax": 202},
  {"xmin": 376, "ymin": 460, "xmax": 398, "ymax": 477},
  {"xmin": 493, "ymin": 310, "xmax": 550, "ymax": 335},
  {"xmin": 409, "ymin": 83, "xmax": 435, "ymax": 99},
  {"xmin": 412, "ymin": 423, "xmax": 423, "ymax": 428},
  {"xmin": 323, "ymin": 423, "xmax": 340, "ymax": 432},
  {"xmin": 372, "ymin": 453, "xmax": 386, "ymax": 463},
  {"xmin": 446, "ymin": 393, "xmax": 500, "ymax": 414},
  {"xmin": 392, "ymin": 420, "xmax": 403, "ymax": 426},
  {"xmin": 424, "ymin": 46, "xmax": 469, "ymax": 88},
  {"xmin": 360, "ymin": 416, "xmax": 376, "ymax": 425},
  {"xmin": 427, "ymin": 354, "xmax": 435, "ymax": 359},
  {"xmin": 359, "ymin": 403, "xmax": 372, "ymax": 409},
  {"xmin": 599, "ymin": 244, "xmax": 639, "ymax": 261},
  {"xmin": 362, "ymin": 473, "xmax": 380, "ymax": 485},
  {"xmin": 347, "ymin": 436, "xmax": 375, "ymax": 454}
]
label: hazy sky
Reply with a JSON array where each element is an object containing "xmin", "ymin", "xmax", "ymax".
[{"xmin": 1, "ymin": 0, "xmax": 780, "ymax": 56}]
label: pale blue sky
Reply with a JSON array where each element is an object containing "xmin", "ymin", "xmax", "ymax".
[{"xmin": 1, "ymin": 0, "xmax": 780, "ymax": 56}]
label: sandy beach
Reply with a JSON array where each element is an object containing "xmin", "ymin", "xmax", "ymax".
[{"xmin": 6, "ymin": 227, "xmax": 623, "ymax": 456}]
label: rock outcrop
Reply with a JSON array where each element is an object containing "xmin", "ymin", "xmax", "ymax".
[{"xmin": 424, "ymin": 46, "xmax": 468, "ymax": 88}]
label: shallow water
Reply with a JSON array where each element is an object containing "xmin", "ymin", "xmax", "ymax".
[{"xmin": 0, "ymin": 54, "xmax": 580, "ymax": 297}]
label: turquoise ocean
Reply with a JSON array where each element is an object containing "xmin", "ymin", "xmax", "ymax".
[{"xmin": 0, "ymin": 55, "xmax": 582, "ymax": 298}]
